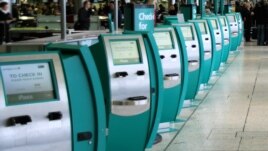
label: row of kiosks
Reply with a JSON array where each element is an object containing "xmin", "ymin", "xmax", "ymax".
[
  {"xmin": 157, "ymin": 0, "xmax": 240, "ymax": 113},
  {"xmin": 0, "ymin": 4, "xmax": 244, "ymax": 151},
  {"xmin": 0, "ymin": 4, "xmax": 176, "ymax": 151}
]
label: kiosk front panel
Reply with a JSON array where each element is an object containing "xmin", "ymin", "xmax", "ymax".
[
  {"xmin": 0, "ymin": 53, "xmax": 72, "ymax": 151},
  {"xmin": 190, "ymin": 19, "xmax": 213, "ymax": 84},
  {"xmin": 104, "ymin": 36, "xmax": 150, "ymax": 116},
  {"xmin": 226, "ymin": 13, "xmax": 239, "ymax": 51},
  {"xmin": 153, "ymin": 27, "xmax": 183, "ymax": 122},
  {"xmin": 219, "ymin": 16, "xmax": 231, "ymax": 63},
  {"xmin": 206, "ymin": 17, "xmax": 223, "ymax": 71},
  {"xmin": 90, "ymin": 34, "xmax": 158, "ymax": 151},
  {"xmin": 175, "ymin": 23, "xmax": 201, "ymax": 100}
]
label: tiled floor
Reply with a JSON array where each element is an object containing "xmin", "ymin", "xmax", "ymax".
[{"xmin": 150, "ymin": 41, "xmax": 268, "ymax": 151}]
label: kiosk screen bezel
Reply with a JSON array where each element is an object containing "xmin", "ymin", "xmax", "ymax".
[
  {"xmin": 0, "ymin": 60, "xmax": 59, "ymax": 106},
  {"xmin": 227, "ymin": 15, "xmax": 236, "ymax": 22},
  {"xmin": 153, "ymin": 30, "xmax": 175, "ymax": 50},
  {"xmin": 199, "ymin": 22, "xmax": 207, "ymax": 34},
  {"xmin": 211, "ymin": 19, "xmax": 218, "ymax": 29},
  {"xmin": 220, "ymin": 18, "xmax": 227, "ymax": 27},
  {"xmin": 110, "ymin": 39, "xmax": 142, "ymax": 65},
  {"xmin": 181, "ymin": 26, "xmax": 194, "ymax": 41}
]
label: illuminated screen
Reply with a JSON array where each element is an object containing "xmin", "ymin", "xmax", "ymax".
[
  {"xmin": 211, "ymin": 20, "xmax": 218, "ymax": 29},
  {"xmin": 181, "ymin": 26, "xmax": 194, "ymax": 41},
  {"xmin": 199, "ymin": 22, "xmax": 207, "ymax": 34},
  {"xmin": 227, "ymin": 15, "xmax": 235, "ymax": 22},
  {"xmin": 153, "ymin": 31, "xmax": 173, "ymax": 50},
  {"xmin": 220, "ymin": 18, "xmax": 226, "ymax": 26},
  {"xmin": 1, "ymin": 62, "xmax": 56, "ymax": 106},
  {"xmin": 110, "ymin": 40, "xmax": 141, "ymax": 65}
]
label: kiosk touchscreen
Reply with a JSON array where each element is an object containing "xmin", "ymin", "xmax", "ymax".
[
  {"xmin": 219, "ymin": 16, "xmax": 231, "ymax": 63},
  {"xmin": 153, "ymin": 27, "xmax": 186, "ymax": 123},
  {"xmin": 90, "ymin": 34, "xmax": 163, "ymax": 151},
  {"xmin": 174, "ymin": 23, "xmax": 201, "ymax": 101},
  {"xmin": 189, "ymin": 20, "xmax": 213, "ymax": 85},
  {"xmin": 226, "ymin": 13, "xmax": 239, "ymax": 51},
  {"xmin": 206, "ymin": 17, "xmax": 224, "ymax": 72}
]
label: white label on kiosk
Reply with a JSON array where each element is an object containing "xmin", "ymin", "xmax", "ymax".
[
  {"xmin": 110, "ymin": 40, "xmax": 141, "ymax": 65},
  {"xmin": 1, "ymin": 63, "xmax": 55, "ymax": 105},
  {"xmin": 153, "ymin": 32, "xmax": 173, "ymax": 50}
]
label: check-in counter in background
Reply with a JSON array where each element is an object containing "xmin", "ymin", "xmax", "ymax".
[{"xmin": 4, "ymin": 30, "xmax": 109, "ymax": 53}]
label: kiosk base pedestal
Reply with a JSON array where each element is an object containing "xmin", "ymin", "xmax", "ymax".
[{"xmin": 154, "ymin": 134, "xmax": 163, "ymax": 145}]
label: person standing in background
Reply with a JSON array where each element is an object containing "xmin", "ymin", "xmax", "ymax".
[
  {"xmin": 262, "ymin": 0, "xmax": 268, "ymax": 45},
  {"xmin": 168, "ymin": 5, "xmax": 177, "ymax": 15},
  {"xmin": 0, "ymin": 2, "xmax": 14, "ymax": 45},
  {"xmin": 242, "ymin": 2, "xmax": 253, "ymax": 42},
  {"xmin": 109, "ymin": 1, "xmax": 122, "ymax": 28},
  {"xmin": 75, "ymin": 1, "xmax": 91, "ymax": 30},
  {"xmin": 254, "ymin": 0, "xmax": 265, "ymax": 45}
]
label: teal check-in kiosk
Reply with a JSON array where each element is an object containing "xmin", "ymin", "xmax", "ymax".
[
  {"xmin": 219, "ymin": 16, "xmax": 231, "ymax": 63},
  {"xmin": 236, "ymin": 13, "xmax": 243, "ymax": 46},
  {"xmin": 0, "ymin": 44, "xmax": 106, "ymax": 151},
  {"xmin": 206, "ymin": 17, "xmax": 224, "ymax": 72},
  {"xmin": 153, "ymin": 27, "xmax": 188, "ymax": 122},
  {"xmin": 174, "ymin": 23, "xmax": 201, "ymax": 100},
  {"xmin": 226, "ymin": 13, "xmax": 239, "ymax": 51},
  {"xmin": 189, "ymin": 19, "xmax": 213, "ymax": 84},
  {"xmin": 90, "ymin": 33, "xmax": 164, "ymax": 151}
]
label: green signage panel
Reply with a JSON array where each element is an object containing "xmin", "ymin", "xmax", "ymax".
[{"xmin": 124, "ymin": 4, "xmax": 155, "ymax": 32}]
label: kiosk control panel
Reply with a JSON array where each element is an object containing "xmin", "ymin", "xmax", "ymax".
[
  {"xmin": 180, "ymin": 24, "xmax": 200, "ymax": 72},
  {"xmin": 190, "ymin": 20, "xmax": 212, "ymax": 60},
  {"xmin": 0, "ymin": 53, "xmax": 72, "ymax": 151},
  {"xmin": 226, "ymin": 14, "xmax": 239, "ymax": 38},
  {"xmin": 219, "ymin": 16, "xmax": 230, "ymax": 45},
  {"xmin": 210, "ymin": 18, "xmax": 223, "ymax": 51},
  {"xmin": 153, "ymin": 28, "xmax": 181, "ymax": 88},
  {"xmin": 102, "ymin": 35, "xmax": 150, "ymax": 116}
]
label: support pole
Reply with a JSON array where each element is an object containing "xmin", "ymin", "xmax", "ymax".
[
  {"xmin": 60, "ymin": 0, "xmax": 67, "ymax": 40},
  {"xmin": 219, "ymin": 0, "xmax": 224, "ymax": 15},
  {"xmin": 199, "ymin": 0, "xmax": 206, "ymax": 17},
  {"xmin": 214, "ymin": 0, "xmax": 219, "ymax": 14},
  {"xmin": 114, "ymin": 0, "xmax": 119, "ymax": 31}
]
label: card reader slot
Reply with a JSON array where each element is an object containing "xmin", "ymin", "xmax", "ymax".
[
  {"xmin": 204, "ymin": 50, "xmax": 211, "ymax": 53},
  {"xmin": 188, "ymin": 60, "xmax": 198, "ymax": 66},
  {"xmin": 205, "ymin": 38, "xmax": 209, "ymax": 41},
  {"xmin": 47, "ymin": 111, "xmax": 62, "ymax": 121},
  {"xmin": 224, "ymin": 29, "xmax": 228, "ymax": 31},
  {"xmin": 191, "ymin": 45, "xmax": 196, "ymax": 48},
  {"xmin": 165, "ymin": 73, "xmax": 179, "ymax": 80},
  {"xmin": 6, "ymin": 115, "xmax": 32, "ymax": 126},
  {"xmin": 113, "ymin": 96, "xmax": 148, "ymax": 106},
  {"xmin": 170, "ymin": 54, "xmax": 177, "ymax": 58},
  {"xmin": 136, "ymin": 70, "xmax": 145, "ymax": 76},
  {"xmin": 160, "ymin": 55, "xmax": 165, "ymax": 59},
  {"xmin": 216, "ymin": 43, "xmax": 221, "ymax": 46},
  {"xmin": 216, "ymin": 32, "xmax": 220, "ymax": 35},
  {"xmin": 115, "ymin": 72, "xmax": 128, "ymax": 78}
]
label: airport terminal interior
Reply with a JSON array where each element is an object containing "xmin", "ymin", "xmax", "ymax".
[{"xmin": 0, "ymin": 0, "xmax": 268, "ymax": 150}]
